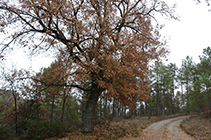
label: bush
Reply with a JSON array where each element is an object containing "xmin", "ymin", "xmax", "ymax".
[
  {"xmin": 18, "ymin": 120, "xmax": 48, "ymax": 140},
  {"xmin": 18, "ymin": 119, "xmax": 81, "ymax": 140},
  {"xmin": 0, "ymin": 125, "xmax": 11, "ymax": 140},
  {"xmin": 204, "ymin": 107, "xmax": 211, "ymax": 118},
  {"xmin": 1, "ymin": 96, "xmax": 81, "ymax": 139}
]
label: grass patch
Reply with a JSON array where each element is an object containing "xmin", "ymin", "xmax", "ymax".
[{"xmin": 181, "ymin": 115, "xmax": 211, "ymax": 140}]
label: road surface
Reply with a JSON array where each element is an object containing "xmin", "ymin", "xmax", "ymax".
[{"xmin": 120, "ymin": 116, "xmax": 195, "ymax": 140}]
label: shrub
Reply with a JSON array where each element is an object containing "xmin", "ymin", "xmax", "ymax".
[
  {"xmin": 204, "ymin": 107, "xmax": 211, "ymax": 118},
  {"xmin": 0, "ymin": 125, "xmax": 10, "ymax": 140},
  {"xmin": 18, "ymin": 120, "xmax": 48, "ymax": 140}
]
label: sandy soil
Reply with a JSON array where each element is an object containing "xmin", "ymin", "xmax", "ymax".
[{"xmin": 120, "ymin": 116, "xmax": 196, "ymax": 140}]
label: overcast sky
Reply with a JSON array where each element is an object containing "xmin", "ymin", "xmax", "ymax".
[
  {"xmin": 2, "ymin": 0, "xmax": 211, "ymax": 72},
  {"xmin": 162, "ymin": 0, "xmax": 211, "ymax": 67}
]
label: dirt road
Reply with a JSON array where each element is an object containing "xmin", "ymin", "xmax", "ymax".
[{"xmin": 120, "ymin": 116, "xmax": 195, "ymax": 140}]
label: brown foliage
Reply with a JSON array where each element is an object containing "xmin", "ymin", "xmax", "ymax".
[
  {"xmin": 181, "ymin": 115, "xmax": 211, "ymax": 140},
  {"xmin": 0, "ymin": 0, "xmax": 177, "ymax": 108},
  {"xmin": 204, "ymin": 107, "xmax": 211, "ymax": 118}
]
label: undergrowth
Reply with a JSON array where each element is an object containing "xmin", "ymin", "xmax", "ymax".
[
  {"xmin": 181, "ymin": 115, "xmax": 211, "ymax": 140},
  {"xmin": 51, "ymin": 114, "xmax": 186, "ymax": 140},
  {"xmin": 0, "ymin": 119, "xmax": 81, "ymax": 140}
]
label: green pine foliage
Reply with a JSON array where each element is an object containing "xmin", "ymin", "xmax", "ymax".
[{"xmin": 2, "ymin": 47, "xmax": 211, "ymax": 139}]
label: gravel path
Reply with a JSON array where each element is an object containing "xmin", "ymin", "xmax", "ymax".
[{"xmin": 120, "ymin": 116, "xmax": 195, "ymax": 140}]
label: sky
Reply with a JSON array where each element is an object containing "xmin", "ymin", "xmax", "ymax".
[
  {"xmin": 1, "ymin": 0, "xmax": 211, "ymax": 72},
  {"xmin": 162, "ymin": 0, "xmax": 211, "ymax": 67}
]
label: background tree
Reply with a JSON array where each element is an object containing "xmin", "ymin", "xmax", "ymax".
[
  {"xmin": 177, "ymin": 68, "xmax": 185, "ymax": 112},
  {"xmin": 1, "ymin": 68, "xmax": 31, "ymax": 134},
  {"xmin": 150, "ymin": 62, "xmax": 177, "ymax": 117},
  {"xmin": 174, "ymin": 91, "xmax": 182, "ymax": 113},
  {"xmin": 35, "ymin": 60, "xmax": 67, "ymax": 122},
  {"xmin": 168, "ymin": 63, "xmax": 177, "ymax": 114},
  {"xmin": 179, "ymin": 56, "xmax": 195, "ymax": 113},
  {"xmin": 198, "ymin": 47, "xmax": 211, "ymax": 110},
  {"xmin": 150, "ymin": 63, "xmax": 162, "ymax": 116},
  {"xmin": 189, "ymin": 47, "xmax": 211, "ymax": 113},
  {"xmin": 0, "ymin": 0, "xmax": 177, "ymax": 132},
  {"xmin": 189, "ymin": 76, "xmax": 206, "ymax": 114}
]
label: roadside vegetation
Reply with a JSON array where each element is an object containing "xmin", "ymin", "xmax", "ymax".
[
  {"xmin": 1, "ymin": 46, "xmax": 211, "ymax": 139},
  {"xmin": 48, "ymin": 114, "xmax": 186, "ymax": 140},
  {"xmin": 0, "ymin": 1, "xmax": 211, "ymax": 139},
  {"xmin": 181, "ymin": 113, "xmax": 211, "ymax": 140},
  {"xmin": 1, "ymin": 47, "xmax": 211, "ymax": 140}
]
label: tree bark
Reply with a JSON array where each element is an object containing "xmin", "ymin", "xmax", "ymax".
[
  {"xmin": 50, "ymin": 95, "xmax": 55, "ymax": 122},
  {"xmin": 120, "ymin": 104, "xmax": 124, "ymax": 116},
  {"xmin": 186, "ymin": 83, "xmax": 190, "ymax": 114},
  {"xmin": 148, "ymin": 104, "xmax": 151, "ymax": 119},
  {"xmin": 99, "ymin": 98, "xmax": 102, "ymax": 118},
  {"xmin": 103, "ymin": 93, "xmax": 107, "ymax": 117},
  {"xmin": 82, "ymin": 84, "xmax": 102, "ymax": 133},
  {"xmin": 12, "ymin": 89, "xmax": 17, "ymax": 134},
  {"xmin": 156, "ymin": 84, "xmax": 161, "ymax": 117},
  {"xmin": 145, "ymin": 103, "xmax": 148, "ymax": 117},
  {"xmin": 61, "ymin": 88, "xmax": 67, "ymax": 122},
  {"xmin": 112, "ymin": 99, "xmax": 116, "ymax": 117},
  {"xmin": 181, "ymin": 83, "xmax": 184, "ymax": 113}
]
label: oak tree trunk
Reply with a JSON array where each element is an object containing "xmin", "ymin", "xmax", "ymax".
[{"xmin": 82, "ymin": 84, "xmax": 102, "ymax": 133}]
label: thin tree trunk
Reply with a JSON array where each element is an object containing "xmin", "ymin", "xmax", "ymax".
[
  {"xmin": 117, "ymin": 102, "xmax": 121, "ymax": 116},
  {"xmin": 209, "ymin": 94, "xmax": 211, "ymax": 111},
  {"xmin": 148, "ymin": 104, "xmax": 151, "ymax": 119},
  {"xmin": 124, "ymin": 106, "xmax": 126, "ymax": 115},
  {"xmin": 120, "ymin": 104, "xmax": 124, "ymax": 116},
  {"xmin": 82, "ymin": 84, "xmax": 102, "ymax": 133},
  {"xmin": 172, "ymin": 90, "xmax": 175, "ymax": 115},
  {"xmin": 50, "ymin": 96, "xmax": 55, "ymax": 122},
  {"xmin": 99, "ymin": 98, "xmax": 102, "ymax": 118},
  {"xmin": 156, "ymin": 84, "xmax": 161, "ymax": 117},
  {"xmin": 61, "ymin": 88, "xmax": 67, "ymax": 122},
  {"xmin": 103, "ymin": 93, "xmax": 107, "ymax": 117},
  {"xmin": 181, "ymin": 83, "xmax": 184, "ymax": 113},
  {"xmin": 186, "ymin": 83, "xmax": 190, "ymax": 114},
  {"xmin": 162, "ymin": 92, "xmax": 165, "ymax": 117},
  {"xmin": 12, "ymin": 89, "xmax": 17, "ymax": 134},
  {"xmin": 157, "ymin": 94, "xmax": 159, "ymax": 116},
  {"xmin": 112, "ymin": 99, "xmax": 116, "ymax": 117},
  {"xmin": 139, "ymin": 104, "xmax": 142, "ymax": 117},
  {"xmin": 145, "ymin": 103, "xmax": 148, "ymax": 117}
]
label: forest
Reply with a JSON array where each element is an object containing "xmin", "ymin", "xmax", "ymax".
[
  {"xmin": 1, "ymin": 46, "xmax": 211, "ymax": 139},
  {"xmin": 0, "ymin": 0, "xmax": 210, "ymax": 139}
]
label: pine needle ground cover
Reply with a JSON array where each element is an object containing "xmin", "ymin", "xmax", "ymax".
[
  {"xmin": 49, "ymin": 114, "xmax": 185, "ymax": 140},
  {"xmin": 181, "ymin": 115, "xmax": 211, "ymax": 140}
]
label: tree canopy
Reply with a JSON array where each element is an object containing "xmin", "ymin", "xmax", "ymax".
[{"xmin": 0, "ymin": 0, "xmax": 177, "ymax": 132}]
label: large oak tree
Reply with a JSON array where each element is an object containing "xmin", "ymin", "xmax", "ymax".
[{"xmin": 0, "ymin": 0, "xmax": 177, "ymax": 132}]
